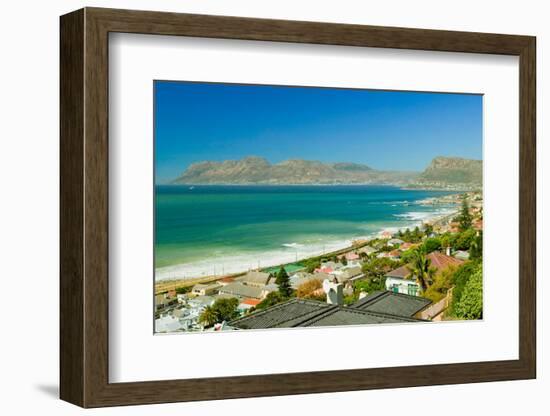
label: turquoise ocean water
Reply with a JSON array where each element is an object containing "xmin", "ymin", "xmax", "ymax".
[{"xmin": 155, "ymin": 185, "xmax": 456, "ymax": 280}]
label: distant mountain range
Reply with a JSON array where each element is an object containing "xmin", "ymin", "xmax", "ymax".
[{"xmin": 171, "ymin": 156, "xmax": 482, "ymax": 190}]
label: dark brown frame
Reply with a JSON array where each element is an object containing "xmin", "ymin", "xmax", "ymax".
[{"xmin": 60, "ymin": 7, "xmax": 536, "ymax": 408}]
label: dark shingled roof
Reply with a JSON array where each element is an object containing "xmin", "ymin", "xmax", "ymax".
[
  {"xmin": 296, "ymin": 307, "xmax": 420, "ymax": 327},
  {"xmin": 229, "ymin": 297, "xmax": 425, "ymax": 330},
  {"xmin": 351, "ymin": 291, "xmax": 431, "ymax": 317},
  {"xmin": 229, "ymin": 299, "xmax": 333, "ymax": 330}
]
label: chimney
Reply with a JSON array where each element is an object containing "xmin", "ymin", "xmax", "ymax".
[
  {"xmin": 445, "ymin": 246, "xmax": 451, "ymax": 256},
  {"xmin": 323, "ymin": 279, "xmax": 343, "ymax": 306}
]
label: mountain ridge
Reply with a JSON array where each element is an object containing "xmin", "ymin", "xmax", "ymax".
[{"xmin": 171, "ymin": 156, "xmax": 481, "ymax": 189}]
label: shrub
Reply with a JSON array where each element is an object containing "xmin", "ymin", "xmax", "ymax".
[
  {"xmin": 296, "ymin": 279, "xmax": 322, "ymax": 298},
  {"xmin": 256, "ymin": 291, "xmax": 286, "ymax": 310},
  {"xmin": 454, "ymin": 267, "xmax": 483, "ymax": 319}
]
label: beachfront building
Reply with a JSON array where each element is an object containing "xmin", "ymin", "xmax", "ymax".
[
  {"xmin": 385, "ymin": 251, "xmax": 464, "ymax": 296},
  {"xmin": 216, "ymin": 276, "xmax": 236, "ymax": 286},
  {"xmin": 339, "ymin": 252, "xmax": 360, "ymax": 261},
  {"xmin": 387, "ymin": 238, "xmax": 405, "ymax": 247},
  {"xmin": 218, "ymin": 282, "xmax": 275, "ymax": 300},
  {"xmin": 155, "ymin": 293, "xmax": 177, "ymax": 311},
  {"xmin": 191, "ymin": 282, "xmax": 221, "ymax": 296},
  {"xmin": 235, "ymin": 271, "xmax": 272, "ymax": 287},
  {"xmin": 377, "ymin": 250, "xmax": 401, "ymax": 260},
  {"xmin": 357, "ymin": 246, "xmax": 377, "ymax": 256}
]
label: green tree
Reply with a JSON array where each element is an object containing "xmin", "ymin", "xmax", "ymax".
[
  {"xmin": 175, "ymin": 286, "xmax": 192, "ymax": 294},
  {"xmin": 423, "ymin": 265, "xmax": 456, "ymax": 303},
  {"xmin": 276, "ymin": 266, "xmax": 293, "ymax": 297},
  {"xmin": 440, "ymin": 232, "xmax": 453, "ymax": 251},
  {"xmin": 399, "ymin": 247, "xmax": 418, "ymax": 264},
  {"xmin": 423, "ymin": 223, "xmax": 434, "ymax": 236},
  {"xmin": 198, "ymin": 298, "xmax": 240, "ymax": 327},
  {"xmin": 422, "ymin": 237, "xmax": 441, "ymax": 254},
  {"xmin": 470, "ymin": 231, "xmax": 483, "ymax": 260},
  {"xmin": 304, "ymin": 258, "xmax": 321, "ymax": 273},
  {"xmin": 407, "ymin": 251, "xmax": 436, "ymax": 291},
  {"xmin": 455, "ymin": 228, "xmax": 476, "ymax": 250},
  {"xmin": 354, "ymin": 277, "xmax": 386, "ymax": 295},
  {"xmin": 256, "ymin": 291, "xmax": 285, "ymax": 310},
  {"xmin": 454, "ymin": 266, "xmax": 483, "ymax": 319},
  {"xmin": 362, "ymin": 257, "xmax": 398, "ymax": 281},
  {"xmin": 458, "ymin": 195, "xmax": 473, "ymax": 231},
  {"xmin": 341, "ymin": 256, "xmax": 348, "ymax": 266},
  {"xmin": 199, "ymin": 305, "xmax": 218, "ymax": 327},
  {"xmin": 450, "ymin": 261, "xmax": 480, "ymax": 314},
  {"xmin": 275, "ymin": 266, "xmax": 289, "ymax": 285},
  {"xmin": 212, "ymin": 297, "xmax": 240, "ymax": 322},
  {"xmin": 412, "ymin": 226, "xmax": 422, "ymax": 241}
]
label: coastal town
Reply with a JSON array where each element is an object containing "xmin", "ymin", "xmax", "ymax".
[{"xmin": 155, "ymin": 191, "xmax": 483, "ymax": 333}]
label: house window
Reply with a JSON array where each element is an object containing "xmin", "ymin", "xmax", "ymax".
[
  {"xmin": 407, "ymin": 285, "xmax": 417, "ymax": 296},
  {"xmin": 392, "ymin": 284, "xmax": 399, "ymax": 293}
]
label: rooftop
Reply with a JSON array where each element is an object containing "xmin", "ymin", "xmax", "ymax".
[
  {"xmin": 192, "ymin": 282, "xmax": 221, "ymax": 290},
  {"xmin": 235, "ymin": 271, "xmax": 272, "ymax": 285},
  {"xmin": 351, "ymin": 291, "xmax": 431, "ymax": 317},
  {"xmin": 240, "ymin": 298, "xmax": 261, "ymax": 306},
  {"xmin": 385, "ymin": 251, "xmax": 464, "ymax": 279},
  {"xmin": 218, "ymin": 282, "xmax": 266, "ymax": 299},
  {"xmin": 229, "ymin": 296, "xmax": 425, "ymax": 330}
]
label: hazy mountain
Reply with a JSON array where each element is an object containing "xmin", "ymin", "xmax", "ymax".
[
  {"xmin": 173, "ymin": 156, "xmax": 414, "ymax": 185},
  {"xmin": 171, "ymin": 156, "xmax": 481, "ymax": 189},
  {"xmin": 412, "ymin": 156, "xmax": 482, "ymax": 189}
]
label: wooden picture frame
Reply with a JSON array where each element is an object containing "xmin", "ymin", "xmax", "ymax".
[{"xmin": 60, "ymin": 7, "xmax": 536, "ymax": 408}]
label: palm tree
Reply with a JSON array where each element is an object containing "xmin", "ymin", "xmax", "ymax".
[
  {"xmin": 407, "ymin": 251, "xmax": 436, "ymax": 292},
  {"xmin": 198, "ymin": 306, "xmax": 218, "ymax": 328}
]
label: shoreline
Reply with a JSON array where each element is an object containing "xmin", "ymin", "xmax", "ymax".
[{"xmin": 155, "ymin": 204, "xmax": 459, "ymax": 283}]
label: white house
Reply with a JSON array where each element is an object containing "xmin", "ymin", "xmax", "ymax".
[
  {"xmin": 191, "ymin": 282, "xmax": 221, "ymax": 296},
  {"xmin": 155, "ymin": 315, "xmax": 184, "ymax": 333},
  {"xmin": 387, "ymin": 238, "xmax": 405, "ymax": 247},
  {"xmin": 385, "ymin": 276, "xmax": 421, "ymax": 296}
]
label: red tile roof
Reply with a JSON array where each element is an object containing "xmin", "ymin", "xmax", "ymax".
[
  {"xmin": 427, "ymin": 251, "xmax": 464, "ymax": 271},
  {"xmin": 240, "ymin": 298, "xmax": 261, "ymax": 306},
  {"xmin": 385, "ymin": 251, "xmax": 463, "ymax": 279}
]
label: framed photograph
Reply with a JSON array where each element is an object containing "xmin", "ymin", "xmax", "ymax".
[{"xmin": 60, "ymin": 7, "xmax": 536, "ymax": 408}]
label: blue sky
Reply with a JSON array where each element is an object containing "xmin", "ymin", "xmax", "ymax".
[{"xmin": 154, "ymin": 81, "xmax": 482, "ymax": 183}]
